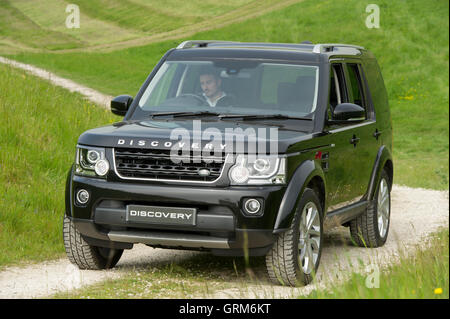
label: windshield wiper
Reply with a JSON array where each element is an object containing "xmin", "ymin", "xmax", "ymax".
[
  {"xmin": 150, "ymin": 111, "xmax": 221, "ymax": 119},
  {"xmin": 219, "ymin": 114, "xmax": 312, "ymax": 121}
]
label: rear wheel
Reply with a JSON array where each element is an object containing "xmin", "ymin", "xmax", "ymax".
[
  {"xmin": 350, "ymin": 169, "xmax": 391, "ymax": 247},
  {"xmin": 63, "ymin": 216, "xmax": 123, "ymax": 270},
  {"xmin": 265, "ymin": 188, "xmax": 323, "ymax": 286}
]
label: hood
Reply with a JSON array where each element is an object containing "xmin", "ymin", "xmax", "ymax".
[{"xmin": 77, "ymin": 120, "xmax": 312, "ymax": 154}]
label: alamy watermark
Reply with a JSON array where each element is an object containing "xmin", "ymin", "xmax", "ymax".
[
  {"xmin": 167, "ymin": 120, "xmax": 279, "ymax": 163},
  {"xmin": 365, "ymin": 263, "xmax": 380, "ymax": 288},
  {"xmin": 62, "ymin": 264, "xmax": 82, "ymax": 290},
  {"xmin": 66, "ymin": 4, "xmax": 80, "ymax": 29},
  {"xmin": 365, "ymin": 4, "xmax": 380, "ymax": 29}
]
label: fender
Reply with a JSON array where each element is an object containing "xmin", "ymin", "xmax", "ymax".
[
  {"xmin": 273, "ymin": 160, "xmax": 325, "ymax": 232},
  {"xmin": 366, "ymin": 145, "xmax": 393, "ymax": 201},
  {"xmin": 65, "ymin": 164, "xmax": 74, "ymax": 217}
]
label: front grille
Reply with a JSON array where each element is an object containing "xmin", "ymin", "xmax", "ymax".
[{"xmin": 114, "ymin": 148, "xmax": 225, "ymax": 182}]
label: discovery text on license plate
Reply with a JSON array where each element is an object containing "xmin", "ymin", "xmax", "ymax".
[{"xmin": 126, "ymin": 205, "xmax": 196, "ymax": 226}]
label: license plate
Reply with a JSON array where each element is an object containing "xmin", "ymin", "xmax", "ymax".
[{"xmin": 126, "ymin": 205, "xmax": 196, "ymax": 226}]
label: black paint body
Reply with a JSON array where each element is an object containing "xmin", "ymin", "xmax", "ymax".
[{"xmin": 66, "ymin": 42, "xmax": 393, "ymax": 256}]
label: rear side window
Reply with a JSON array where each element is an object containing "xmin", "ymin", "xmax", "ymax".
[{"xmin": 346, "ymin": 64, "xmax": 366, "ymax": 110}]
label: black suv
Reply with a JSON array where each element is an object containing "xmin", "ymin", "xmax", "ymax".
[{"xmin": 63, "ymin": 41, "xmax": 393, "ymax": 286}]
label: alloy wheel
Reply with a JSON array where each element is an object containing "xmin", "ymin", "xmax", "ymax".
[
  {"xmin": 298, "ymin": 202, "xmax": 321, "ymax": 275},
  {"xmin": 377, "ymin": 178, "xmax": 390, "ymax": 238}
]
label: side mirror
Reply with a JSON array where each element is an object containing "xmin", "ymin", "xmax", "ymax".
[
  {"xmin": 332, "ymin": 103, "xmax": 365, "ymax": 121},
  {"xmin": 111, "ymin": 95, "xmax": 133, "ymax": 116}
]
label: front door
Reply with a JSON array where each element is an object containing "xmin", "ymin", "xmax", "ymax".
[
  {"xmin": 343, "ymin": 62, "xmax": 379, "ymax": 199},
  {"xmin": 323, "ymin": 61, "xmax": 378, "ymax": 209}
]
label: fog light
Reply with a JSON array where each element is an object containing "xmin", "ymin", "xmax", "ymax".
[
  {"xmin": 94, "ymin": 159, "xmax": 109, "ymax": 176},
  {"xmin": 76, "ymin": 189, "xmax": 89, "ymax": 204},
  {"xmin": 244, "ymin": 199, "xmax": 261, "ymax": 215}
]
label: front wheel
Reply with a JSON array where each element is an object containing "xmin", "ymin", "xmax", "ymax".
[
  {"xmin": 265, "ymin": 188, "xmax": 323, "ymax": 286},
  {"xmin": 63, "ymin": 216, "xmax": 123, "ymax": 270}
]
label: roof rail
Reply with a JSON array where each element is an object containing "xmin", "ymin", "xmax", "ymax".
[
  {"xmin": 176, "ymin": 40, "xmax": 239, "ymax": 49},
  {"xmin": 312, "ymin": 43, "xmax": 365, "ymax": 53}
]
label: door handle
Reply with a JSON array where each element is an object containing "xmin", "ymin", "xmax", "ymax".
[
  {"xmin": 373, "ymin": 129, "xmax": 382, "ymax": 140},
  {"xmin": 350, "ymin": 135, "xmax": 360, "ymax": 147}
]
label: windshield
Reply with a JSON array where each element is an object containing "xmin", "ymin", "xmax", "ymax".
[{"xmin": 135, "ymin": 60, "xmax": 319, "ymax": 118}]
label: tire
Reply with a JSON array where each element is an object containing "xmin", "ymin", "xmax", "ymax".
[
  {"xmin": 63, "ymin": 216, "xmax": 123, "ymax": 270},
  {"xmin": 265, "ymin": 188, "xmax": 323, "ymax": 286},
  {"xmin": 350, "ymin": 169, "xmax": 391, "ymax": 248}
]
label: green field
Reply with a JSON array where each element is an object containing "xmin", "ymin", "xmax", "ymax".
[
  {"xmin": 0, "ymin": 0, "xmax": 289, "ymax": 53},
  {"xmin": 5, "ymin": 0, "xmax": 449, "ymax": 190},
  {"xmin": 0, "ymin": 0, "xmax": 448, "ymax": 275},
  {"xmin": 0, "ymin": 63, "xmax": 120, "ymax": 266}
]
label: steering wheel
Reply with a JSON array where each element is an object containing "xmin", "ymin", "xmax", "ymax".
[{"xmin": 177, "ymin": 93, "xmax": 207, "ymax": 105}]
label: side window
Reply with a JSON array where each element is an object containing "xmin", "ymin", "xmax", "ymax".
[
  {"xmin": 346, "ymin": 64, "xmax": 366, "ymax": 110},
  {"xmin": 328, "ymin": 63, "xmax": 347, "ymax": 118}
]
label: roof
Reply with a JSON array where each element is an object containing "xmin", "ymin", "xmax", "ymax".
[{"xmin": 173, "ymin": 40, "xmax": 365, "ymax": 58}]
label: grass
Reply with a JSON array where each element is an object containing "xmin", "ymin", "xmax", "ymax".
[
  {"xmin": 0, "ymin": 0, "xmax": 254, "ymax": 53},
  {"xmin": 0, "ymin": 1, "xmax": 84, "ymax": 52},
  {"xmin": 0, "ymin": 63, "xmax": 121, "ymax": 267},
  {"xmin": 303, "ymin": 228, "xmax": 449, "ymax": 299},
  {"xmin": 6, "ymin": 0, "xmax": 449, "ymax": 190}
]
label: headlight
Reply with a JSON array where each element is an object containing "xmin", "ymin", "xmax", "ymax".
[
  {"xmin": 229, "ymin": 155, "xmax": 286, "ymax": 185},
  {"xmin": 75, "ymin": 146, "xmax": 109, "ymax": 178}
]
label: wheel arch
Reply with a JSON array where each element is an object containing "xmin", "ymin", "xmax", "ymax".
[
  {"xmin": 273, "ymin": 160, "xmax": 326, "ymax": 232},
  {"xmin": 367, "ymin": 146, "xmax": 394, "ymax": 201},
  {"xmin": 306, "ymin": 175, "xmax": 326, "ymax": 215},
  {"xmin": 65, "ymin": 164, "xmax": 75, "ymax": 217},
  {"xmin": 383, "ymin": 158, "xmax": 393, "ymax": 189}
]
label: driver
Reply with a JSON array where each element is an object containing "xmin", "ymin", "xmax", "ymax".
[{"xmin": 199, "ymin": 69, "xmax": 234, "ymax": 107}]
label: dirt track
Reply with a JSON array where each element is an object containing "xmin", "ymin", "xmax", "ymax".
[
  {"xmin": 0, "ymin": 185, "xmax": 447, "ymax": 299},
  {"xmin": 0, "ymin": 56, "xmax": 113, "ymax": 109}
]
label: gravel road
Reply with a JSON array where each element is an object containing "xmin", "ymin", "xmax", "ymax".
[{"xmin": 0, "ymin": 185, "xmax": 447, "ymax": 299}]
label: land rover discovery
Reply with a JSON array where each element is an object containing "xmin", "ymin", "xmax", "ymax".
[{"xmin": 63, "ymin": 41, "xmax": 393, "ymax": 286}]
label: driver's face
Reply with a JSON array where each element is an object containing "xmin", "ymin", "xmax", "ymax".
[{"xmin": 200, "ymin": 74, "xmax": 221, "ymax": 98}]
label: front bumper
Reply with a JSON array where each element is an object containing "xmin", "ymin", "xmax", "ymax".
[{"xmin": 67, "ymin": 174, "xmax": 286, "ymax": 255}]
